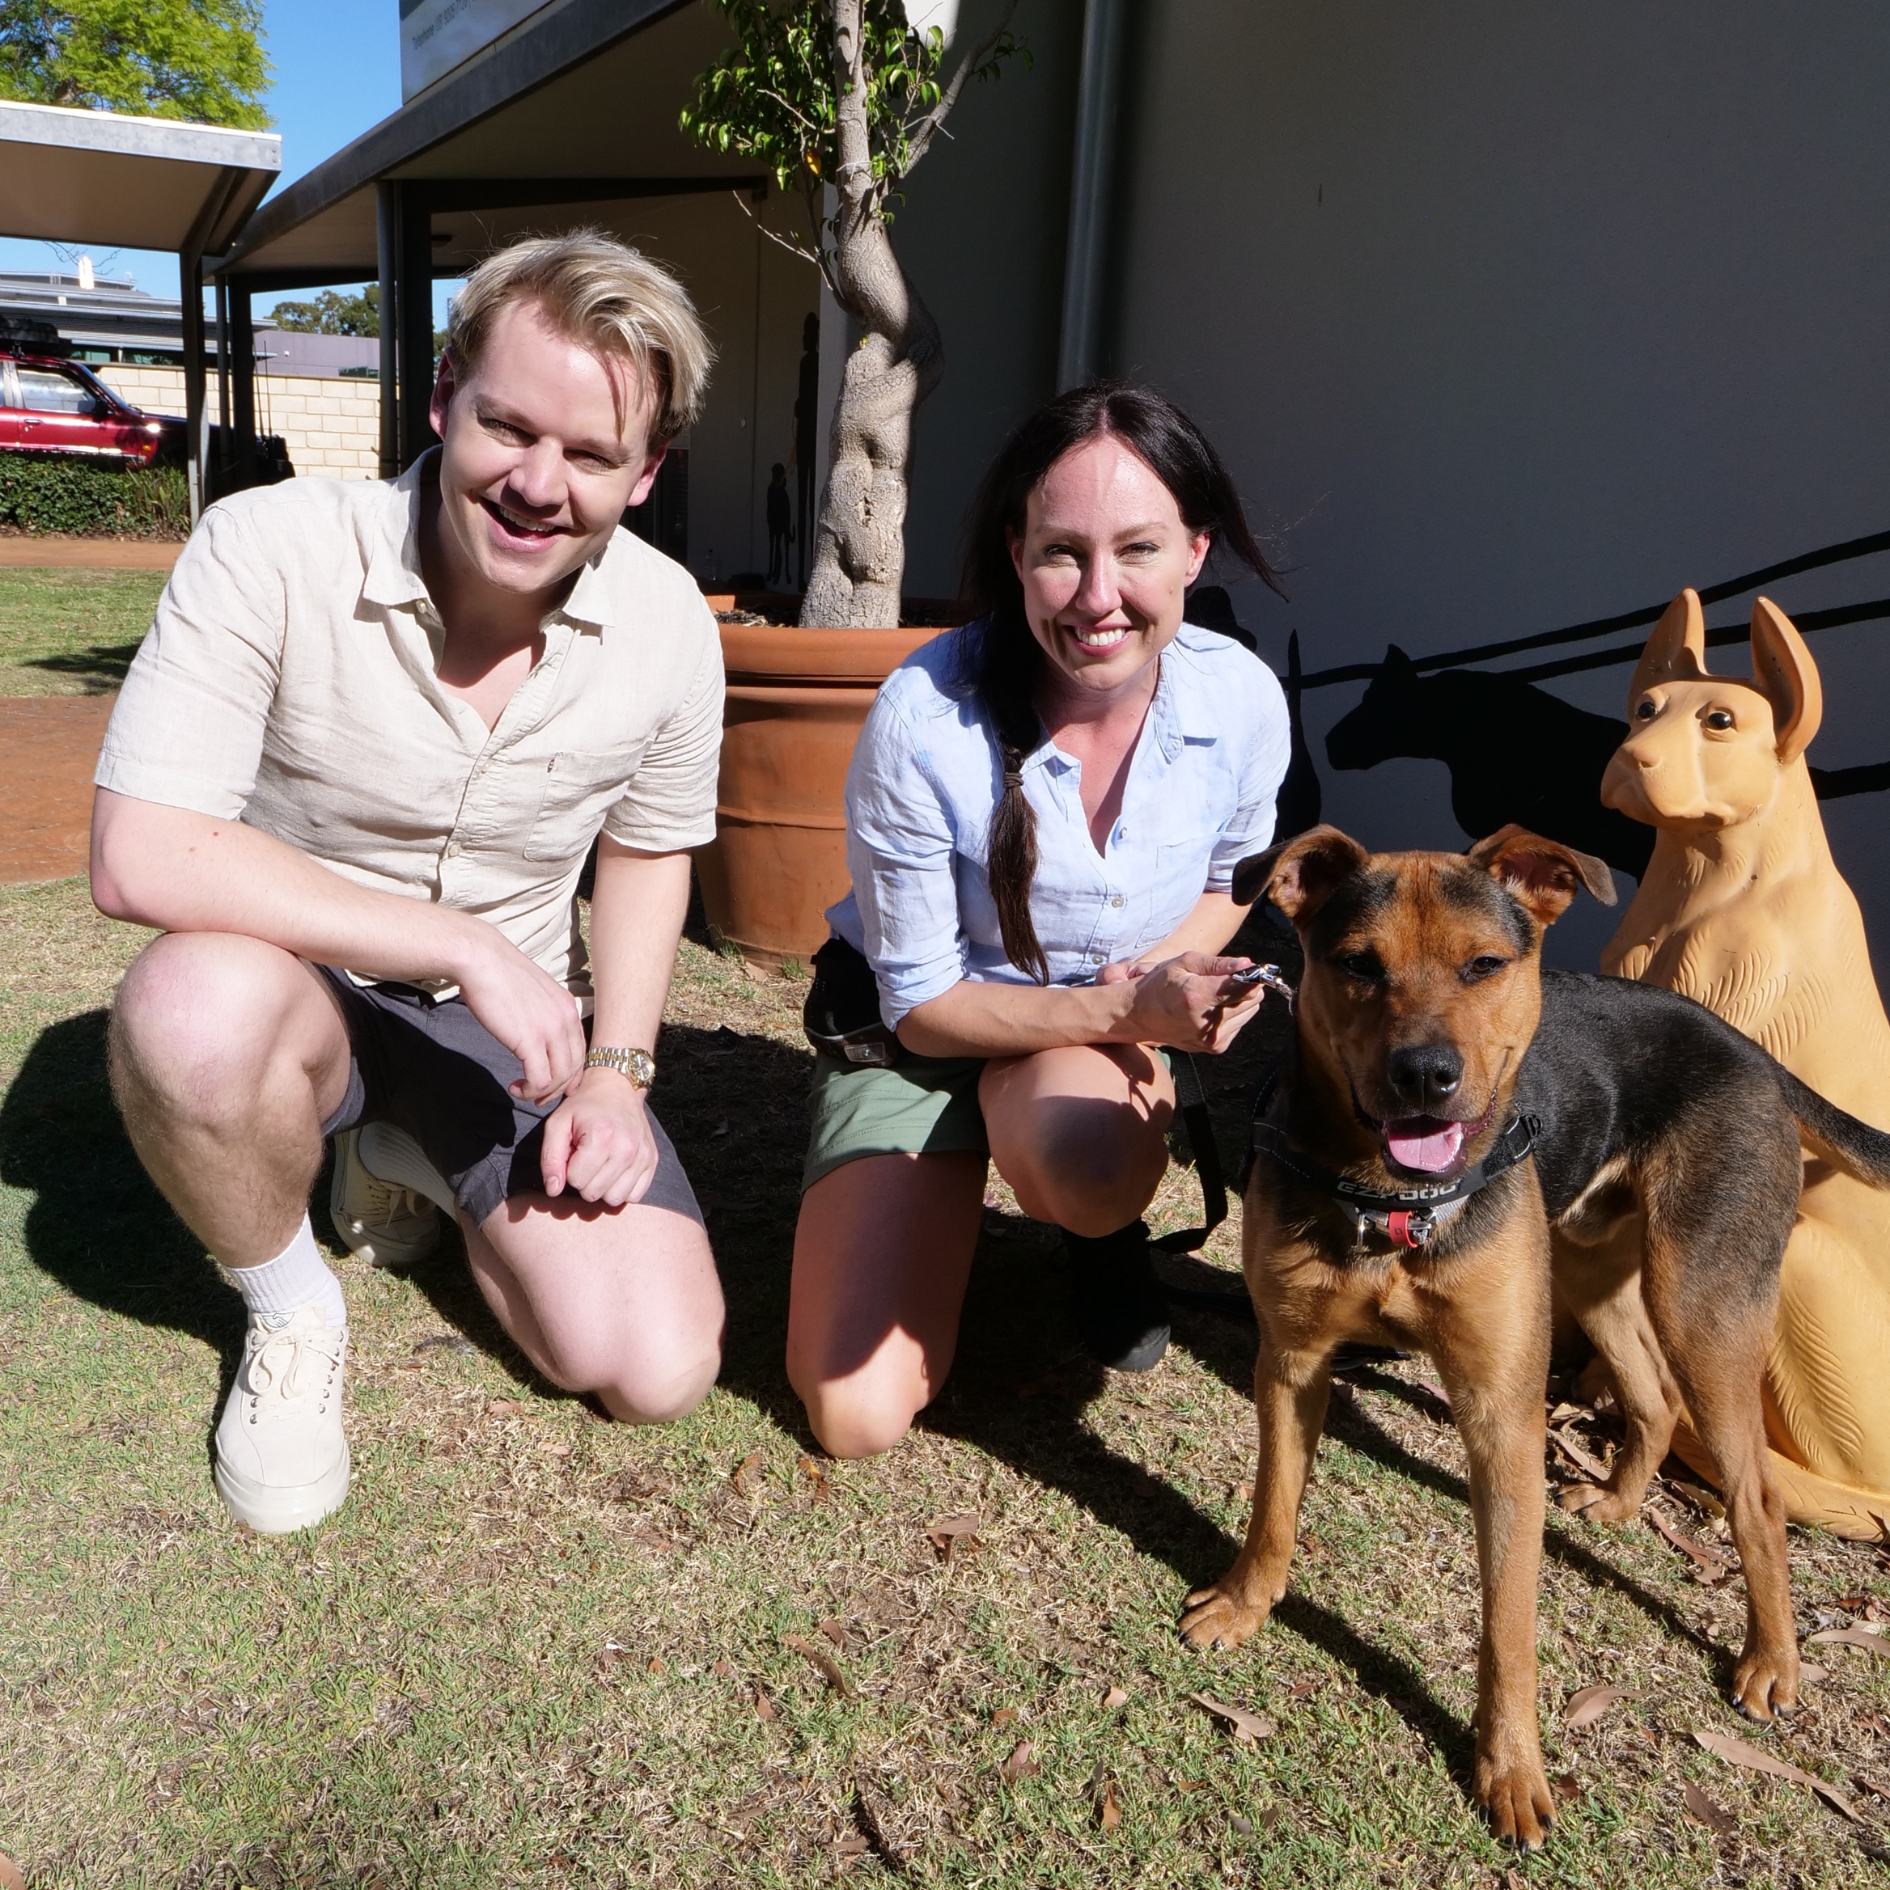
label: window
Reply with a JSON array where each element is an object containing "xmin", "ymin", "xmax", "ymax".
[{"xmin": 16, "ymin": 367, "xmax": 99, "ymax": 416}]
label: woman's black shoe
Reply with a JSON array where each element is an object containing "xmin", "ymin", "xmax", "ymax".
[{"xmin": 1064, "ymin": 1219, "xmax": 1171, "ymax": 1372}]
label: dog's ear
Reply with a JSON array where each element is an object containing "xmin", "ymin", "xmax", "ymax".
[
  {"xmin": 1467, "ymin": 825, "xmax": 1618, "ymax": 925},
  {"xmin": 1627, "ymin": 589, "xmax": 1708, "ymax": 705},
  {"xmin": 1233, "ymin": 824, "xmax": 1370, "ymax": 920},
  {"xmin": 1749, "ymin": 595, "xmax": 1823, "ymax": 763}
]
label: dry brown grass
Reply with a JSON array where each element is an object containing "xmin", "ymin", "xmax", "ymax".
[{"xmin": 2, "ymin": 876, "xmax": 1888, "ymax": 1887}]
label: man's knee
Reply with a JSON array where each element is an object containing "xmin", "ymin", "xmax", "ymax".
[
  {"xmin": 112, "ymin": 933, "xmax": 314, "ymax": 1111},
  {"xmin": 596, "ymin": 1338, "xmax": 721, "ymax": 1425}
]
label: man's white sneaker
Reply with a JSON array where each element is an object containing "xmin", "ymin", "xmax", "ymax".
[
  {"xmin": 329, "ymin": 1126, "xmax": 441, "ymax": 1269},
  {"xmin": 213, "ymin": 1304, "xmax": 350, "ymax": 1534}
]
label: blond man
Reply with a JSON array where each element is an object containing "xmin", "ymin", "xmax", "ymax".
[{"xmin": 91, "ymin": 233, "xmax": 726, "ymax": 1533}]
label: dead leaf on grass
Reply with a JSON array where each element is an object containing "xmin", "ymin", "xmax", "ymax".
[
  {"xmin": 1807, "ymin": 1625, "xmax": 1890, "ymax": 1656},
  {"xmin": 1549, "ymin": 1425, "xmax": 1612, "ymax": 1484},
  {"xmin": 1801, "ymin": 1662, "xmax": 1828, "ymax": 1684},
  {"xmin": 646, "ymin": 1656, "xmax": 665, "ymax": 1676},
  {"xmin": 1284, "ymin": 1677, "xmax": 1318, "ymax": 1701},
  {"xmin": 990, "ymin": 1707, "xmax": 1017, "ymax": 1726},
  {"xmin": 1691, "ymin": 1727, "xmax": 1861, "ymax": 1823},
  {"xmin": 1097, "ymin": 1776, "xmax": 1121, "ymax": 1829},
  {"xmin": 926, "ymin": 1511, "xmax": 984, "ymax": 1561},
  {"xmin": 713, "ymin": 1659, "xmax": 735, "ymax": 1678},
  {"xmin": 1189, "ymin": 1691, "xmax": 1276, "ymax": 1742},
  {"xmin": 485, "ymin": 1397, "xmax": 523, "ymax": 1417},
  {"xmin": 835, "ymin": 1833, "xmax": 869, "ymax": 1857},
  {"xmin": 1648, "ymin": 1509, "xmax": 1732, "ymax": 1580},
  {"xmin": 754, "ymin": 1688, "xmax": 776, "ymax": 1721},
  {"xmin": 731, "ymin": 1450, "xmax": 764, "ymax": 1496},
  {"xmin": 1000, "ymin": 1739, "xmax": 1039, "ymax": 1781},
  {"xmin": 540, "ymin": 1442, "xmax": 572, "ymax": 1459},
  {"xmin": 1684, "ymin": 1781, "xmax": 1737, "ymax": 1836},
  {"xmin": 817, "ymin": 1618, "xmax": 848, "ymax": 1650},
  {"xmin": 784, "ymin": 1632, "xmax": 854, "ymax": 1697},
  {"xmin": 1565, "ymin": 1684, "xmax": 1631, "ymax": 1730},
  {"xmin": 1552, "ymin": 1772, "xmax": 1581, "ymax": 1806},
  {"xmin": 0, "ymin": 1851, "xmax": 23, "ymax": 1890},
  {"xmin": 796, "ymin": 1454, "xmax": 831, "ymax": 1501},
  {"xmin": 1231, "ymin": 1480, "xmax": 1253, "ymax": 1504},
  {"xmin": 1102, "ymin": 1685, "xmax": 1129, "ymax": 1710}
]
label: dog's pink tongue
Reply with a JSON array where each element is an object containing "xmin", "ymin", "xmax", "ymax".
[{"xmin": 1385, "ymin": 1117, "xmax": 1465, "ymax": 1173}]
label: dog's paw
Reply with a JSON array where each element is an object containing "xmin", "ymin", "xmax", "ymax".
[
  {"xmin": 1731, "ymin": 1645, "xmax": 1799, "ymax": 1722},
  {"xmin": 1474, "ymin": 1754, "xmax": 1558, "ymax": 1852},
  {"xmin": 1178, "ymin": 1583, "xmax": 1273, "ymax": 1652},
  {"xmin": 1554, "ymin": 1479, "xmax": 1640, "ymax": 1524}
]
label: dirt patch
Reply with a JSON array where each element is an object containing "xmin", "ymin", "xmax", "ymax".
[{"xmin": 0, "ymin": 696, "xmax": 113, "ymax": 882}]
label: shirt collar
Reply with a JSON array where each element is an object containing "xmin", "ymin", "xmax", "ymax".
[{"xmin": 359, "ymin": 446, "xmax": 618, "ymax": 635}]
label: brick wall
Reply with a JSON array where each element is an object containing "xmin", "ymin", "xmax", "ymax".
[{"xmin": 97, "ymin": 364, "xmax": 382, "ymax": 481}]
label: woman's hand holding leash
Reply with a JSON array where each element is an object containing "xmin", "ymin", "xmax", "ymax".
[{"xmin": 1099, "ymin": 951, "xmax": 1271, "ymax": 1052}]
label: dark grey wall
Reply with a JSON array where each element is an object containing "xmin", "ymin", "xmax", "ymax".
[{"xmin": 1108, "ymin": 1, "xmax": 1890, "ymax": 969}]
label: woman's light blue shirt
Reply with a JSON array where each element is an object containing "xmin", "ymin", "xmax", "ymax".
[{"xmin": 828, "ymin": 622, "xmax": 1293, "ymax": 1029}]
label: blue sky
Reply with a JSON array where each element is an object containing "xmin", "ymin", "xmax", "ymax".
[{"xmin": 0, "ymin": 0, "xmax": 460, "ymax": 323}]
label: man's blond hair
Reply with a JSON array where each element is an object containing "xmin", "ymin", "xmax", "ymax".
[{"xmin": 447, "ymin": 230, "xmax": 713, "ymax": 443}]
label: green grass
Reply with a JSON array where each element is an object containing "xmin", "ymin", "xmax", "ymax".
[
  {"xmin": 3, "ymin": 876, "xmax": 1890, "ymax": 1884},
  {"xmin": 0, "ymin": 568, "xmax": 164, "ymax": 696}
]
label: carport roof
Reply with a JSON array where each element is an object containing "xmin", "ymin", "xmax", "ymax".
[
  {"xmin": 0, "ymin": 99, "xmax": 280, "ymax": 256},
  {"xmin": 219, "ymin": 0, "xmax": 758, "ymax": 290}
]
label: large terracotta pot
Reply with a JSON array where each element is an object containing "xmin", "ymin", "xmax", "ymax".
[{"xmin": 697, "ymin": 621, "xmax": 944, "ymax": 970}]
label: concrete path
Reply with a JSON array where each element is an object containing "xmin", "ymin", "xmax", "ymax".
[
  {"xmin": 0, "ymin": 695, "xmax": 113, "ymax": 883},
  {"xmin": 0, "ymin": 536, "xmax": 181, "ymax": 571}
]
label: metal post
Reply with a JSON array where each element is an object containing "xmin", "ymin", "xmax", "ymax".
[
  {"xmin": 230, "ymin": 279, "xmax": 256, "ymax": 485},
  {"xmin": 214, "ymin": 272, "xmax": 231, "ymax": 500},
  {"xmin": 396, "ymin": 182, "xmax": 437, "ymax": 469},
  {"xmin": 1057, "ymin": 0, "xmax": 1129, "ymax": 390},
  {"xmin": 180, "ymin": 248, "xmax": 206, "ymax": 524},
  {"xmin": 375, "ymin": 180, "xmax": 400, "ymax": 479}
]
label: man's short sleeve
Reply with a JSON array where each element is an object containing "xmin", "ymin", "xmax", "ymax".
[
  {"xmin": 94, "ymin": 502, "xmax": 287, "ymax": 818},
  {"xmin": 600, "ymin": 608, "xmax": 724, "ymax": 852}
]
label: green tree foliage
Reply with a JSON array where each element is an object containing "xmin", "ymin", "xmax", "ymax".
[
  {"xmin": 0, "ymin": 0, "xmax": 271, "ymax": 128},
  {"xmin": 270, "ymin": 286, "xmax": 379, "ymax": 337},
  {"xmin": 681, "ymin": 0, "xmax": 1021, "ymax": 283}
]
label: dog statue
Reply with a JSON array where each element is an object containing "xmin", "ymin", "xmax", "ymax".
[
  {"xmin": 1600, "ymin": 589, "xmax": 1890, "ymax": 1538},
  {"xmin": 1186, "ymin": 824, "xmax": 1890, "ymax": 1846}
]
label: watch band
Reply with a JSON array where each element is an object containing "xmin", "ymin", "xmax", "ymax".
[{"xmin": 586, "ymin": 1045, "xmax": 656, "ymax": 1090}]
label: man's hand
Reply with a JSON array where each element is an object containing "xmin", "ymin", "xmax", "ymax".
[
  {"xmin": 539, "ymin": 1066, "xmax": 659, "ymax": 1204},
  {"xmin": 453, "ymin": 933, "xmax": 590, "ymax": 1104},
  {"xmin": 1099, "ymin": 952, "xmax": 1268, "ymax": 1053}
]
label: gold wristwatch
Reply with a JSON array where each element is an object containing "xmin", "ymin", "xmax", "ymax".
[{"xmin": 585, "ymin": 1046, "xmax": 656, "ymax": 1090}]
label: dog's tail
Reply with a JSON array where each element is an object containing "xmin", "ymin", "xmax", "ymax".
[{"xmin": 1781, "ymin": 1069, "xmax": 1890, "ymax": 1185}]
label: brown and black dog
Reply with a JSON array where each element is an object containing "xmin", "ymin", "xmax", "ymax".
[{"xmin": 1181, "ymin": 823, "xmax": 1890, "ymax": 1849}]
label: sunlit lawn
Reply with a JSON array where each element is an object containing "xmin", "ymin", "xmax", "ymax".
[{"xmin": 1, "ymin": 560, "xmax": 1888, "ymax": 1885}]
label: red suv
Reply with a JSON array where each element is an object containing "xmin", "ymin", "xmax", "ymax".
[{"xmin": 0, "ymin": 349, "xmax": 173, "ymax": 465}]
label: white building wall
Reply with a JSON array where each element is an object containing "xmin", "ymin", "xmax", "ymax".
[{"xmin": 1107, "ymin": 0, "xmax": 1890, "ymax": 965}]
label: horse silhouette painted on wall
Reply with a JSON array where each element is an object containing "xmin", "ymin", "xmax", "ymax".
[{"xmin": 1327, "ymin": 645, "xmax": 1890, "ymax": 879}]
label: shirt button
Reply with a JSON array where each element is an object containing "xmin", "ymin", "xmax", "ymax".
[
  {"xmin": 444, "ymin": 839, "xmax": 462, "ymax": 858},
  {"xmin": 1109, "ymin": 894, "xmax": 1124, "ymax": 908}
]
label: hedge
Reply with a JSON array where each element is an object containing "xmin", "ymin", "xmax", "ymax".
[{"xmin": 0, "ymin": 455, "xmax": 190, "ymax": 539}]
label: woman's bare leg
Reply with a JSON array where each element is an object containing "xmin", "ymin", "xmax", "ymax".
[
  {"xmin": 787, "ymin": 1151, "xmax": 988, "ymax": 1458},
  {"xmin": 979, "ymin": 1042, "xmax": 1175, "ymax": 1234}
]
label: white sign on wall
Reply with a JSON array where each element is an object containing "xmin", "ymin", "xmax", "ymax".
[{"xmin": 399, "ymin": 0, "xmax": 556, "ymax": 101}]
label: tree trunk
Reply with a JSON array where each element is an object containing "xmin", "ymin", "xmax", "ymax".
[{"xmin": 800, "ymin": 0, "xmax": 944, "ymax": 631}]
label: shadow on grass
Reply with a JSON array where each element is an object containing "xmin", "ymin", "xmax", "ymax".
[
  {"xmin": 24, "ymin": 641, "xmax": 141, "ymax": 692},
  {"xmin": 0, "ymin": 1008, "xmax": 241, "ymax": 1355}
]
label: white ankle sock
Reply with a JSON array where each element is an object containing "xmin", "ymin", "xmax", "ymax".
[{"xmin": 220, "ymin": 1215, "xmax": 347, "ymax": 1328}]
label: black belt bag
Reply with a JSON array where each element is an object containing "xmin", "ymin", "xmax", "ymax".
[{"xmin": 803, "ymin": 936, "xmax": 905, "ymax": 1067}]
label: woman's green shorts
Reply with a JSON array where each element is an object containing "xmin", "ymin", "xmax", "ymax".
[
  {"xmin": 801, "ymin": 1045, "xmax": 1179, "ymax": 1192},
  {"xmin": 802, "ymin": 1050, "xmax": 991, "ymax": 1191}
]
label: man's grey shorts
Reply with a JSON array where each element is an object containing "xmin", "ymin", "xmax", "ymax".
[{"xmin": 313, "ymin": 965, "xmax": 703, "ymax": 1229}]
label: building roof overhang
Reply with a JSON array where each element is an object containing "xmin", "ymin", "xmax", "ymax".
[
  {"xmin": 0, "ymin": 99, "xmax": 280, "ymax": 256},
  {"xmin": 219, "ymin": 0, "xmax": 759, "ymax": 290}
]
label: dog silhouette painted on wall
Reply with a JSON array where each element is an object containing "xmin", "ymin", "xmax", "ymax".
[
  {"xmin": 1599, "ymin": 590, "xmax": 1890, "ymax": 1538},
  {"xmin": 1328, "ymin": 644, "xmax": 1890, "ymax": 880}
]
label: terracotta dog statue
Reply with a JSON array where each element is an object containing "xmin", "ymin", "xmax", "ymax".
[
  {"xmin": 1599, "ymin": 589, "xmax": 1890, "ymax": 1538},
  {"xmin": 1185, "ymin": 825, "xmax": 1890, "ymax": 1847}
]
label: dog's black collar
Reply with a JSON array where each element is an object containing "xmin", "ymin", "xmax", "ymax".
[{"xmin": 1246, "ymin": 1061, "xmax": 1540, "ymax": 1250}]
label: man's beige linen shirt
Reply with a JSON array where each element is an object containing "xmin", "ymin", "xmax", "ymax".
[{"xmin": 95, "ymin": 456, "xmax": 724, "ymax": 997}]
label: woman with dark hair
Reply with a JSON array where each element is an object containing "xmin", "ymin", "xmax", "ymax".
[{"xmin": 787, "ymin": 383, "xmax": 1292, "ymax": 1458}]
